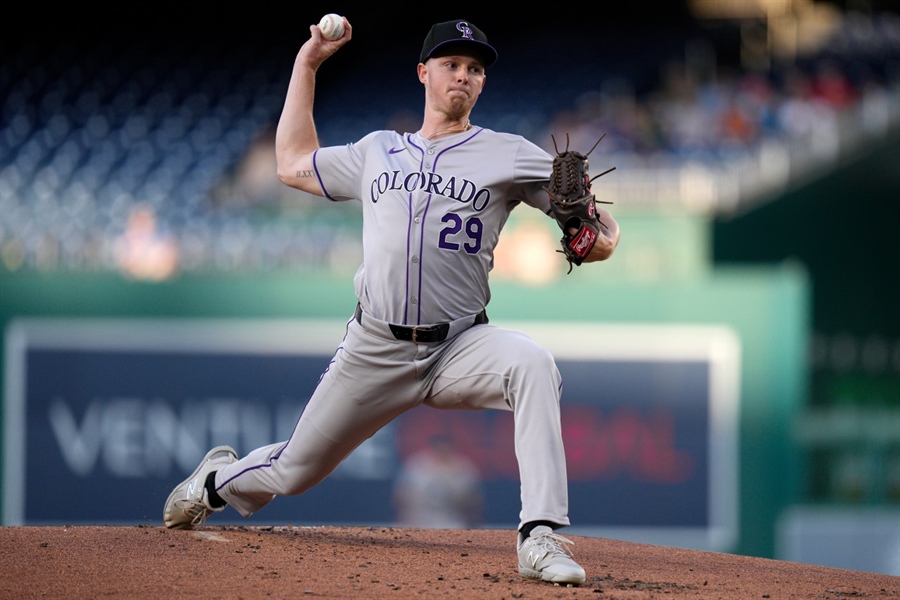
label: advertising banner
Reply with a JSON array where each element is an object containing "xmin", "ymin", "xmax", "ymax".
[{"xmin": 3, "ymin": 318, "xmax": 740, "ymax": 551}]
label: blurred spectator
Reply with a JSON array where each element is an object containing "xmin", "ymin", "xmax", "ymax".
[
  {"xmin": 493, "ymin": 215, "xmax": 561, "ymax": 285},
  {"xmin": 393, "ymin": 435, "xmax": 484, "ymax": 529},
  {"xmin": 212, "ymin": 127, "xmax": 281, "ymax": 209},
  {"xmin": 114, "ymin": 203, "xmax": 179, "ymax": 281},
  {"xmin": 810, "ymin": 58, "xmax": 858, "ymax": 110}
]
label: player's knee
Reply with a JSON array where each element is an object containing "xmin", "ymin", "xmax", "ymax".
[{"xmin": 510, "ymin": 338, "xmax": 559, "ymax": 380}]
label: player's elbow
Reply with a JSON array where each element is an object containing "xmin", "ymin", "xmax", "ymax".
[
  {"xmin": 276, "ymin": 164, "xmax": 297, "ymax": 187},
  {"xmin": 276, "ymin": 162, "xmax": 321, "ymax": 196},
  {"xmin": 276, "ymin": 164, "xmax": 318, "ymax": 191},
  {"xmin": 276, "ymin": 150, "xmax": 318, "ymax": 190}
]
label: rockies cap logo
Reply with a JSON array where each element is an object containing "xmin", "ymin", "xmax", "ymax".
[
  {"xmin": 420, "ymin": 19, "xmax": 498, "ymax": 67},
  {"xmin": 456, "ymin": 21, "xmax": 474, "ymax": 40}
]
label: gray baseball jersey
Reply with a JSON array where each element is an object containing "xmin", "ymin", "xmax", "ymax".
[
  {"xmin": 214, "ymin": 125, "xmax": 572, "ymax": 530},
  {"xmin": 313, "ymin": 127, "xmax": 553, "ymax": 325}
]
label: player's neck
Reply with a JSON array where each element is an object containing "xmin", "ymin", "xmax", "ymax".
[{"xmin": 420, "ymin": 118, "xmax": 471, "ymax": 141}]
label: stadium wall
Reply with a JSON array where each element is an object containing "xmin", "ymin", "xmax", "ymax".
[{"xmin": 0, "ymin": 265, "xmax": 808, "ymax": 560}]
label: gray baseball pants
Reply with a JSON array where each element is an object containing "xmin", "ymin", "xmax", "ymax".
[{"xmin": 214, "ymin": 309, "xmax": 571, "ymax": 530}]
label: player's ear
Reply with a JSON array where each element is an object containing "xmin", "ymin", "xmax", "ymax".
[{"xmin": 417, "ymin": 62, "xmax": 428, "ymax": 84}]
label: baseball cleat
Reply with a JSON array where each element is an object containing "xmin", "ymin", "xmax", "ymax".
[
  {"xmin": 517, "ymin": 526, "xmax": 586, "ymax": 585},
  {"xmin": 163, "ymin": 445, "xmax": 237, "ymax": 529}
]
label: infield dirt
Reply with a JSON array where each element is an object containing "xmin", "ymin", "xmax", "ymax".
[{"xmin": 1, "ymin": 525, "xmax": 897, "ymax": 599}]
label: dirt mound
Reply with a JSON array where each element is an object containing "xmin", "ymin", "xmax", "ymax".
[{"xmin": 2, "ymin": 525, "xmax": 896, "ymax": 599}]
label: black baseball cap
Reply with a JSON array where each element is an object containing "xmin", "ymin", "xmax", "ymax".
[{"xmin": 419, "ymin": 20, "xmax": 498, "ymax": 68}]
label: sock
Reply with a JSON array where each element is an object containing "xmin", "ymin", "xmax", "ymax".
[
  {"xmin": 204, "ymin": 471, "xmax": 227, "ymax": 508},
  {"xmin": 519, "ymin": 520, "xmax": 558, "ymax": 540}
]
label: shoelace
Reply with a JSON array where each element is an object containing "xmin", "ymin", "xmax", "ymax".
[
  {"xmin": 174, "ymin": 498, "xmax": 212, "ymax": 526},
  {"xmin": 529, "ymin": 531, "xmax": 577, "ymax": 559}
]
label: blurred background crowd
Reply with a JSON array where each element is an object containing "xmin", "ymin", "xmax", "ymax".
[{"xmin": 2, "ymin": 2, "xmax": 897, "ymax": 277}]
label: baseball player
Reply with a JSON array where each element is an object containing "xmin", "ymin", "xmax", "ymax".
[{"xmin": 164, "ymin": 17, "xmax": 620, "ymax": 586}]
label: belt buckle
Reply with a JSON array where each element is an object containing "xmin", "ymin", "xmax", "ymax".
[
  {"xmin": 410, "ymin": 324, "xmax": 442, "ymax": 343},
  {"xmin": 410, "ymin": 326, "xmax": 430, "ymax": 343}
]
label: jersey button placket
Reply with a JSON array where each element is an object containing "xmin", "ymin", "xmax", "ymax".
[{"xmin": 406, "ymin": 198, "xmax": 425, "ymax": 324}]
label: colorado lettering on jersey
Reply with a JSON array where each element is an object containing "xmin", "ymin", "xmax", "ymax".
[{"xmin": 370, "ymin": 170, "xmax": 491, "ymax": 211}]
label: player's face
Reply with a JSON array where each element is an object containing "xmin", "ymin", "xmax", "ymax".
[{"xmin": 419, "ymin": 53, "xmax": 486, "ymax": 120}]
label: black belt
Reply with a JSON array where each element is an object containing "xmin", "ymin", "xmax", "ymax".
[{"xmin": 354, "ymin": 303, "xmax": 488, "ymax": 343}]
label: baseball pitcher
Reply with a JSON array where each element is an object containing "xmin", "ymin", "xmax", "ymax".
[{"xmin": 164, "ymin": 16, "xmax": 620, "ymax": 586}]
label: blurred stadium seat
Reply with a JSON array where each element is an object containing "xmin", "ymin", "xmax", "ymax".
[{"xmin": 1, "ymin": 8, "xmax": 898, "ymax": 274}]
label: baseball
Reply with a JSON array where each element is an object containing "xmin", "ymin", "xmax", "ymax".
[{"xmin": 318, "ymin": 14, "xmax": 344, "ymax": 41}]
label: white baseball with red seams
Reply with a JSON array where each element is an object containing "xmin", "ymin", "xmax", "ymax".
[{"xmin": 318, "ymin": 14, "xmax": 344, "ymax": 40}]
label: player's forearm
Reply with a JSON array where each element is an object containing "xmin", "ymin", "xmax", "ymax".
[{"xmin": 585, "ymin": 209, "xmax": 620, "ymax": 262}]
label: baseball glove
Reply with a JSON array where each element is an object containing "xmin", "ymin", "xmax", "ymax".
[{"xmin": 544, "ymin": 133, "xmax": 615, "ymax": 273}]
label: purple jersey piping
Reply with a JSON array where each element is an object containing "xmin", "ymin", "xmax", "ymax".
[
  {"xmin": 311, "ymin": 149, "xmax": 336, "ymax": 201},
  {"xmin": 215, "ymin": 316, "xmax": 354, "ymax": 490},
  {"xmin": 412, "ymin": 127, "xmax": 483, "ymax": 325},
  {"xmin": 405, "ymin": 134, "xmax": 426, "ymax": 325}
]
